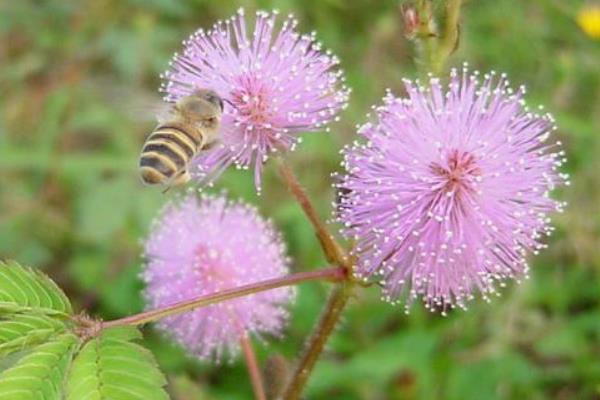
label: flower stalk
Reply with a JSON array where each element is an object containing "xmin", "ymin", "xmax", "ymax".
[
  {"xmin": 276, "ymin": 157, "xmax": 349, "ymax": 267},
  {"xmin": 276, "ymin": 158, "xmax": 355, "ymax": 399},
  {"xmin": 241, "ymin": 334, "xmax": 267, "ymax": 400},
  {"xmin": 100, "ymin": 267, "xmax": 345, "ymax": 330},
  {"xmin": 281, "ymin": 282, "xmax": 354, "ymax": 400}
]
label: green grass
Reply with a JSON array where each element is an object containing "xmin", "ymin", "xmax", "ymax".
[{"xmin": 1, "ymin": 0, "xmax": 599, "ymax": 398}]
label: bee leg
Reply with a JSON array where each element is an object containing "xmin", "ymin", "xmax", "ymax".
[
  {"xmin": 173, "ymin": 170, "xmax": 191, "ymax": 185},
  {"xmin": 162, "ymin": 169, "xmax": 191, "ymax": 194}
]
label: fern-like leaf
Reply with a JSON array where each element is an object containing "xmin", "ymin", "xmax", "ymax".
[
  {"xmin": 0, "ymin": 313, "xmax": 66, "ymax": 357},
  {"xmin": 0, "ymin": 260, "xmax": 72, "ymax": 316},
  {"xmin": 0, "ymin": 262, "xmax": 171, "ymax": 399},
  {"xmin": 0, "ymin": 333, "xmax": 78, "ymax": 400},
  {"xmin": 67, "ymin": 326, "xmax": 169, "ymax": 400}
]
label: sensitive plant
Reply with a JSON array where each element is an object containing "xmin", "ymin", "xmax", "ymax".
[
  {"xmin": 336, "ymin": 67, "xmax": 568, "ymax": 314},
  {"xmin": 0, "ymin": 3, "xmax": 568, "ymax": 400},
  {"xmin": 142, "ymin": 193, "xmax": 295, "ymax": 361},
  {"xmin": 162, "ymin": 8, "xmax": 349, "ymax": 192}
]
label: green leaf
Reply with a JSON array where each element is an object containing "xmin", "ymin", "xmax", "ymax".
[
  {"xmin": 0, "ymin": 333, "xmax": 78, "ymax": 400},
  {"xmin": 0, "ymin": 262, "xmax": 171, "ymax": 399},
  {"xmin": 0, "ymin": 313, "xmax": 66, "ymax": 357},
  {"xmin": 0, "ymin": 260, "xmax": 72, "ymax": 316},
  {"xmin": 67, "ymin": 326, "xmax": 169, "ymax": 400}
]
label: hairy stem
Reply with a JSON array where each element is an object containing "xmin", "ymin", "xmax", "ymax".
[
  {"xmin": 281, "ymin": 282, "xmax": 353, "ymax": 400},
  {"xmin": 275, "ymin": 157, "xmax": 356, "ymax": 399},
  {"xmin": 276, "ymin": 157, "xmax": 349, "ymax": 267},
  {"xmin": 241, "ymin": 334, "xmax": 267, "ymax": 400},
  {"xmin": 100, "ymin": 267, "xmax": 345, "ymax": 330}
]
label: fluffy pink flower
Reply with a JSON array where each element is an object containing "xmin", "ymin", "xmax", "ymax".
[
  {"xmin": 162, "ymin": 8, "xmax": 349, "ymax": 192},
  {"xmin": 336, "ymin": 67, "xmax": 568, "ymax": 314},
  {"xmin": 142, "ymin": 193, "xmax": 295, "ymax": 360}
]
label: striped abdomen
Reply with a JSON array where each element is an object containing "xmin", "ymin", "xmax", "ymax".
[{"xmin": 139, "ymin": 124, "xmax": 202, "ymax": 185}]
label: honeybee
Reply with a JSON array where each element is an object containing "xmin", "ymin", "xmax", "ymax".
[{"xmin": 139, "ymin": 89, "xmax": 224, "ymax": 190}]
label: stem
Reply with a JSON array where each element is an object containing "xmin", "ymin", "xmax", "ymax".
[
  {"xmin": 282, "ymin": 283, "xmax": 353, "ymax": 400},
  {"xmin": 276, "ymin": 157, "xmax": 349, "ymax": 267},
  {"xmin": 264, "ymin": 354, "xmax": 290, "ymax": 399},
  {"xmin": 101, "ymin": 267, "xmax": 345, "ymax": 329},
  {"xmin": 241, "ymin": 334, "xmax": 267, "ymax": 400}
]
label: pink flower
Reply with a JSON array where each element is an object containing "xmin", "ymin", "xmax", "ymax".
[
  {"xmin": 142, "ymin": 193, "xmax": 295, "ymax": 360},
  {"xmin": 162, "ymin": 9, "xmax": 349, "ymax": 192},
  {"xmin": 336, "ymin": 67, "xmax": 568, "ymax": 314}
]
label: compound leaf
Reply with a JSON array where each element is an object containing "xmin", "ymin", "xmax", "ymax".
[
  {"xmin": 67, "ymin": 326, "xmax": 169, "ymax": 400},
  {"xmin": 0, "ymin": 333, "xmax": 78, "ymax": 400},
  {"xmin": 0, "ymin": 262, "xmax": 171, "ymax": 399},
  {"xmin": 0, "ymin": 260, "xmax": 72, "ymax": 316},
  {"xmin": 0, "ymin": 313, "xmax": 66, "ymax": 357}
]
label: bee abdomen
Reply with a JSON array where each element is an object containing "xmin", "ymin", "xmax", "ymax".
[
  {"xmin": 139, "ymin": 125, "xmax": 200, "ymax": 185},
  {"xmin": 142, "ymin": 142, "xmax": 187, "ymax": 169},
  {"xmin": 139, "ymin": 163, "xmax": 166, "ymax": 184},
  {"xmin": 157, "ymin": 125, "xmax": 202, "ymax": 150},
  {"xmin": 139, "ymin": 153, "xmax": 176, "ymax": 184}
]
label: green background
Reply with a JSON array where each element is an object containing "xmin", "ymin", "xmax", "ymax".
[{"xmin": 0, "ymin": 0, "xmax": 599, "ymax": 399}]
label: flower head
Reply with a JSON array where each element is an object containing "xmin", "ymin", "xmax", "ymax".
[
  {"xmin": 142, "ymin": 193, "xmax": 295, "ymax": 360},
  {"xmin": 336, "ymin": 66, "xmax": 568, "ymax": 314},
  {"xmin": 162, "ymin": 9, "xmax": 349, "ymax": 192},
  {"xmin": 577, "ymin": 5, "xmax": 600, "ymax": 39}
]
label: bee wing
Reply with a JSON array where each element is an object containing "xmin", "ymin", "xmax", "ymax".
[
  {"xmin": 86, "ymin": 77, "xmax": 174, "ymax": 123},
  {"xmin": 123, "ymin": 95, "xmax": 175, "ymax": 124},
  {"xmin": 142, "ymin": 101, "xmax": 175, "ymax": 124}
]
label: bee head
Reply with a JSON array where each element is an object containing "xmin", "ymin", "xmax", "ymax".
[
  {"xmin": 177, "ymin": 89, "xmax": 225, "ymax": 119},
  {"xmin": 196, "ymin": 89, "xmax": 224, "ymax": 113}
]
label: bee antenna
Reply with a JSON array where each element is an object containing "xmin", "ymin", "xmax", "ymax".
[{"xmin": 218, "ymin": 98, "xmax": 235, "ymax": 113}]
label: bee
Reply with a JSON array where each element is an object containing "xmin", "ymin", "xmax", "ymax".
[{"xmin": 139, "ymin": 89, "xmax": 224, "ymax": 190}]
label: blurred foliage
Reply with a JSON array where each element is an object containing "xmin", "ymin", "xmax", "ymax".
[{"xmin": 0, "ymin": 0, "xmax": 599, "ymax": 399}]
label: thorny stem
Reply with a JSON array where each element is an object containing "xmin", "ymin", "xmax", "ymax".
[
  {"xmin": 281, "ymin": 282, "xmax": 354, "ymax": 400},
  {"xmin": 99, "ymin": 267, "xmax": 346, "ymax": 330},
  {"xmin": 415, "ymin": 0, "xmax": 463, "ymax": 75},
  {"xmin": 276, "ymin": 157, "xmax": 349, "ymax": 268},
  {"xmin": 241, "ymin": 334, "xmax": 267, "ymax": 400}
]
